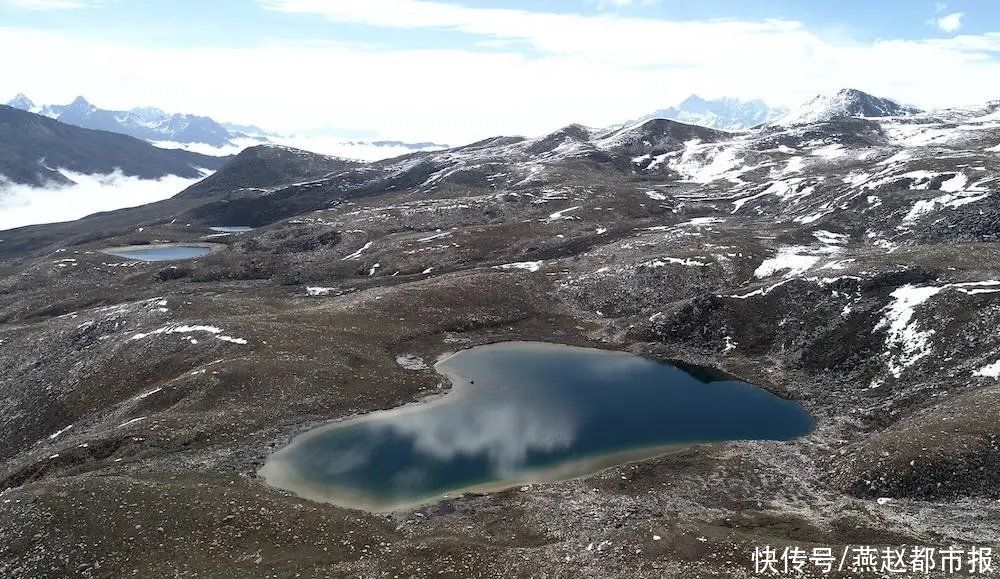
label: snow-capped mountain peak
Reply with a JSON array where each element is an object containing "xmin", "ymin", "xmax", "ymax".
[
  {"xmin": 637, "ymin": 95, "xmax": 788, "ymax": 131},
  {"xmin": 773, "ymin": 88, "xmax": 921, "ymax": 127},
  {"xmin": 66, "ymin": 95, "xmax": 95, "ymax": 112},
  {"xmin": 5, "ymin": 93, "xmax": 38, "ymax": 113},
  {"xmin": 9, "ymin": 95, "xmax": 236, "ymax": 147},
  {"xmin": 129, "ymin": 106, "xmax": 168, "ymax": 122}
]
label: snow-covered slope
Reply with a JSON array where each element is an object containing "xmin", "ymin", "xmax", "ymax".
[{"xmin": 773, "ymin": 88, "xmax": 921, "ymax": 127}]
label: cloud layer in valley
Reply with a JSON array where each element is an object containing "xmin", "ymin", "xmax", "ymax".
[
  {"xmin": 152, "ymin": 136, "xmax": 444, "ymax": 162},
  {"xmin": 0, "ymin": 170, "xmax": 206, "ymax": 231}
]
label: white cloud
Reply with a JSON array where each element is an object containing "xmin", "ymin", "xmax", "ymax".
[
  {"xmin": 0, "ymin": 170, "xmax": 204, "ymax": 231},
  {"xmin": 590, "ymin": 0, "xmax": 663, "ymax": 8},
  {"xmin": 255, "ymin": 0, "xmax": 814, "ymax": 69},
  {"xmin": 1, "ymin": 0, "xmax": 103, "ymax": 9},
  {"xmin": 153, "ymin": 136, "xmax": 443, "ymax": 161},
  {"xmin": 936, "ymin": 12, "xmax": 964, "ymax": 33},
  {"xmin": 2, "ymin": 2, "xmax": 1000, "ymax": 144}
]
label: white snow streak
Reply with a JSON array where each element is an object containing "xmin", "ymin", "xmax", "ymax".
[{"xmin": 496, "ymin": 260, "xmax": 543, "ymax": 272}]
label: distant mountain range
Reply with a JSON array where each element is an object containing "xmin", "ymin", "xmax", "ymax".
[
  {"xmin": 0, "ymin": 105, "xmax": 228, "ymax": 187},
  {"xmin": 629, "ymin": 90, "xmax": 922, "ymax": 132},
  {"xmin": 5, "ymin": 94, "xmax": 448, "ymax": 158},
  {"xmin": 636, "ymin": 95, "xmax": 789, "ymax": 131},
  {"xmin": 6, "ymin": 94, "xmax": 235, "ymax": 147}
]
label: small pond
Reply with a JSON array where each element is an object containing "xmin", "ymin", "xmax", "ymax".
[
  {"xmin": 102, "ymin": 244, "xmax": 217, "ymax": 261},
  {"xmin": 260, "ymin": 341, "xmax": 814, "ymax": 511}
]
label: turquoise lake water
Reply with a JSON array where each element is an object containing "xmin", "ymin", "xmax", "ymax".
[
  {"xmin": 260, "ymin": 341, "xmax": 814, "ymax": 511},
  {"xmin": 104, "ymin": 245, "xmax": 213, "ymax": 261}
]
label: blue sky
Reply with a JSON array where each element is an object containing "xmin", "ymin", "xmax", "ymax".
[
  {"xmin": 2, "ymin": 0, "xmax": 992, "ymax": 47},
  {"xmin": 1, "ymin": 0, "xmax": 998, "ymax": 142}
]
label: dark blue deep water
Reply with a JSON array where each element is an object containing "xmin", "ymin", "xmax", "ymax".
[
  {"xmin": 260, "ymin": 342, "xmax": 814, "ymax": 510},
  {"xmin": 104, "ymin": 245, "xmax": 213, "ymax": 261}
]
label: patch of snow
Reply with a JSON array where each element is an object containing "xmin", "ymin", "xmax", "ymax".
[
  {"xmin": 131, "ymin": 324, "xmax": 248, "ymax": 345},
  {"xmin": 118, "ymin": 416, "xmax": 147, "ymax": 428},
  {"xmin": 780, "ymin": 157, "xmax": 805, "ymax": 174},
  {"xmin": 732, "ymin": 188, "xmax": 778, "ymax": 213},
  {"xmin": 813, "ymin": 230, "xmax": 849, "ymax": 245},
  {"xmin": 951, "ymin": 281, "xmax": 1000, "ymax": 295},
  {"xmin": 134, "ymin": 388, "xmax": 162, "ymax": 401},
  {"xmin": 642, "ymin": 257, "xmax": 709, "ymax": 268},
  {"xmin": 666, "ymin": 141, "xmax": 745, "ymax": 184},
  {"xmin": 496, "ymin": 261, "xmax": 544, "ymax": 273},
  {"xmin": 48, "ymin": 425, "xmax": 73, "ymax": 440},
  {"xmin": 680, "ymin": 217, "xmax": 724, "ymax": 227},
  {"xmin": 548, "ymin": 206, "xmax": 581, "ymax": 221},
  {"xmin": 342, "ymin": 241, "xmax": 373, "ymax": 260},
  {"xmin": 974, "ymin": 361, "xmax": 1000, "ymax": 378},
  {"xmin": 882, "ymin": 122, "xmax": 954, "ymax": 147},
  {"xmin": 876, "ymin": 285, "xmax": 945, "ymax": 378},
  {"xmin": 793, "ymin": 211, "xmax": 830, "ymax": 225},
  {"xmin": 878, "ymin": 151, "xmax": 911, "ymax": 166},
  {"xmin": 811, "ymin": 144, "xmax": 846, "ymax": 159},
  {"xmin": 726, "ymin": 279, "xmax": 793, "ymax": 299},
  {"xmin": 754, "ymin": 246, "xmax": 823, "ymax": 278},
  {"xmin": 940, "ymin": 173, "xmax": 968, "ymax": 193},
  {"xmin": 868, "ymin": 170, "xmax": 941, "ymax": 191},
  {"xmin": 902, "ymin": 189, "xmax": 991, "ymax": 224},
  {"xmin": 418, "ymin": 231, "xmax": 452, "ymax": 243},
  {"xmin": 844, "ymin": 172, "xmax": 872, "ymax": 187},
  {"xmin": 731, "ymin": 180, "xmax": 809, "ymax": 213},
  {"xmin": 396, "ymin": 354, "xmax": 428, "ymax": 371},
  {"xmin": 131, "ymin": 325, "xmax": 224, "ymax": 340}
]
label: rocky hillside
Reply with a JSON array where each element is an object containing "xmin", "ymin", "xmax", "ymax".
[{"xmin": 1, "ymin": 89, "xmax": 999, "ymax": 577}]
